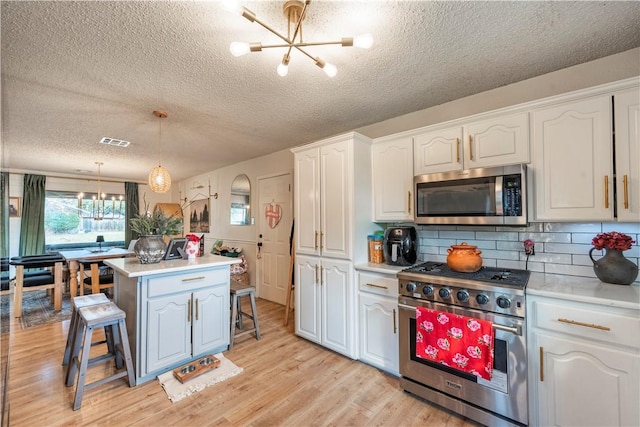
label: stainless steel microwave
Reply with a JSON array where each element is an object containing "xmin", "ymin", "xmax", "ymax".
[{"xmin": 414, "ymin": 164, "xmax": 527, "ymax": 225}]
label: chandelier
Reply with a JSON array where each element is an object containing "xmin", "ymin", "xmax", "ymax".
[
  {"xmin": 225, "ymin": 0, "xmax": 373, "ymax": 77},
  {"xmin": 148, "ymin": 109, "xmax": 172, "ymax": 193},
  {"xmin": 77, "ymin": 161, "xmax": 124, "ymax": 221}
]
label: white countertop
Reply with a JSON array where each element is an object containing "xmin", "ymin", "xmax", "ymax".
[
  {"xmin": 104, "ymin": 254, "xmax": 240, "ymax": 278},
  {"xmin": 527, "ymin": 272, "xmax": 640, "ymax": 311},
  {"xmin": 355, "ymin": 262, "xmax": 410, "ymax": 275}
]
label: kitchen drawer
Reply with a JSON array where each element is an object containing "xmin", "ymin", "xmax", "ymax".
[
  {"xmin": 146, "ymin": 268, "xmax": 228, "ymax": 297},
  {"xmin": 532, "ymin": 300, "xmax": 640, "ymax": 349},
  {"xmin": 358, "ymin": 272, "xmax": 398, "ymax": 298}
]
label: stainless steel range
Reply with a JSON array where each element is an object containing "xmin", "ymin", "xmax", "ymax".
[{"xmin": 398, "ymin": 261, "xmax": 530, "ymax": 427}]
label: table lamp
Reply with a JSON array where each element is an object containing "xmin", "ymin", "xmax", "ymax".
[{"xmin": 96, "ymin": 235, "xmax": 105, "ymax": 252}]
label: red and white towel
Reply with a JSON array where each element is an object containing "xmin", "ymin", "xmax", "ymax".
[{"xmin": 415, "ymin": 307, "xmax": 494, "ymax": 381}]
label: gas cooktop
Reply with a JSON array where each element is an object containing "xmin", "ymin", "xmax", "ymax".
[{"xmin": 401, "ymin": 261, "xmax": 531, "ymax": 288}]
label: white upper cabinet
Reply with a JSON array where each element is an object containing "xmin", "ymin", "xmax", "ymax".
[
  {"xmin": 614, "ymin": 87, "xmax": 640, "ymax": 222},
  {"xmin": 413, "ymin": 112, "xmax": 529, "ymax": 175},
  {"xmin": 413, "ymin": 126, "xmax": 463, "ymax": 174},
  {"xmin": 293, "ymin": 132, "xmax": 373, "ymax": 261},
  {"xmin": 372, "ymin": 136, "xmax": 414, "ymax": 222},
  {"xmin": 463, "ymin": 112, "xmax": 530, "ymax": 169},
  {"xmin": 531, "ymin": 95, "xmax": 613, "ymax": 221}
]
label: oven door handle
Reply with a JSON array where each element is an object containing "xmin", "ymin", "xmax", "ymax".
[
  {"xmin": 493, "ymin": 323, "xmax": 521, "ymax": 336},
  {"xmin": 398, "ymin": 303, "xmax": 522, "ymax": 336}
]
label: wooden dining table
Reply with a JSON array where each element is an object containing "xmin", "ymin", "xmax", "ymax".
[{"xmin": 58, "ymin": 248, "xmax": 134, "ymax": 299}]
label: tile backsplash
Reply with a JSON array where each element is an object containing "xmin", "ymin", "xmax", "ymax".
[{"xmin": 411, "ymin": 222, "xmax": 640, "ymax": 283}]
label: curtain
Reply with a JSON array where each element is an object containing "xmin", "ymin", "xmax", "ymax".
[
  {"xmin": 125, "ymin": 182, "xmax": 139, "ymax": 245},
  {"xmin": 0, "ymin": 173, "xmax": 8, "ymax": 258},
  {"xmin": 19, "ymin": 174, "xmax": 46, "ymax": 256}
]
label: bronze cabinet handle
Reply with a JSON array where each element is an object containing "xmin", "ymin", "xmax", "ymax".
[
  {"xmin": 604, "ymin": 175, "xmax": 609, "ymax": 209},
  {"xmin": 456, "ymin": 138, "xmax": 461, "ymax": 163},
  {"xmin": 393, "ymin": 308, "xmax": 397, "ymax": 334},
  {"xmin": 407, "ymin": 191, "xmax": 411, "ymax": 214},
  {"xmin": 366, "ymin": 283, "xmax": 388, "ymax": 290},
  {"xmin": 539, "ymin": 347, "xmax": 544, "ymax": 382},
  {"xmin": 468, "ymin": 135, "xmax": 474, "ymax": 161},
  {"xmin": 558, "ymin": 317, "xmax": 610, "ymax": 331},
  {"xmin": 623, "ymin": 174, "xmax": 629, "ymax": 209}
]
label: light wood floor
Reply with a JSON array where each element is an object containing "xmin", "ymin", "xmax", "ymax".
[{"xmin": 6, "ymin": 298, "xmax": 482, "ymax": 426}]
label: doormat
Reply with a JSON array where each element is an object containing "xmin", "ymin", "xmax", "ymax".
[{"xmin": 157, "ymin": 352, "xmax": 243, "ymax": 403}]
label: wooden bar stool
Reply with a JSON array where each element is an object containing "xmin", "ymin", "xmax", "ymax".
[
  {"xmin": 229, "ymin": 279, "xmax": 261, "ymax": 350},
  {"xmin": 62, "ymin": 293, "xmax": 111, "ymax": 367},
  {"xmin": 65, "ymin": 302, "xmax": 135, "ymax": 410}
]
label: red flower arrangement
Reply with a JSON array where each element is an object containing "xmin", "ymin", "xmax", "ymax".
[
  {"xmin": 591, "ymin": 232, "xmax": 636, "ymax": 251},
  {"xmin": 185, "ymin": 234, "xmax": 201, "ymax": 243}
]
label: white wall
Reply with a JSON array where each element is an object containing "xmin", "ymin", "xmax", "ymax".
[
  {"xmin": 355, "ymin": 48, "xmax": 640, "ymax": 139},
  {"xmin": 177, "ymin": 148, "xmax": 294, "ymax": 284}
]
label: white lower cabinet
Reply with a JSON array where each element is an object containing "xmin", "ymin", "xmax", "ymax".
[
  {"xmin": 528, "ymin": 295, "xmax": 640, "ymax": 426},
  {"xmin": 140, "ymin": 269, "xmax": 230, "ymax": 380},
  {"xmin": 295, "ymin": 254, "xmax": 356, "ymax": 358},
  {"xmin": 357, "ymin": 270, "xmax": 399, "ymax": 375}
]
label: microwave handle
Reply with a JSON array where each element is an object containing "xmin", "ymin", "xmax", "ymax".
[{"xmin": 495, "ymin": 176, "xmax": 504, "ymax": 216}]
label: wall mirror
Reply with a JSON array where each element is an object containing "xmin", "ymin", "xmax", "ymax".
[{"xmin": 230, "ymin": 174, "xmax": 251, "ymax": 225}]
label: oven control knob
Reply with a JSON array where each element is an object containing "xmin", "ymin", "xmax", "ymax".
[
  {"xmin": 422, "ymin": 285, "xmax": 434, "ymax": 296},
  {"xmin": 497, "ymin": 296, "xmax": 511, "ymax": 309},
  {"xmin": 438, "ymin": 288, "xmax": 451, "ymax": 299},
  {"xmin": 476, "ymin": 294, "xmax": 490, "ymax": 305},
  {"xmin": 406, "ymin": 282, "xmax": 417, "ymax": 293},
  {"xmin": 456, "ymin": 290, "xmax": 469, "ymax": 302}
]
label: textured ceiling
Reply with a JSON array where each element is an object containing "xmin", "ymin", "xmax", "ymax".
[{"xmin": 2, "ymin": 1, "xmax": 640, "ymax": 183}]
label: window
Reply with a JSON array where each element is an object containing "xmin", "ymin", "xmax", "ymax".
[{"xmin": 45, "ymin": 190, "xmax": 126, "ymax": 250}]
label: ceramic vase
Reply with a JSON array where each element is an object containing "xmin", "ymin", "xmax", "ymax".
[
  {"xmin": 134, "ymin": 235, "xmax": 166, "ymax": 264},
  {"xmin": 589, "ymin": 247, "xmax": 639, "ymax": 285}
]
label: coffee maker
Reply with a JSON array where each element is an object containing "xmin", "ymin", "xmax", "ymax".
[{"xmin": 383, "ymin": 226, "xmax": 417, "ymax": 266}]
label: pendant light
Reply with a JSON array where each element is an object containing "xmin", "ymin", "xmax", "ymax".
[{"xmin": 148, "ymin": 109, "xmax": 171, "ymax": 193}]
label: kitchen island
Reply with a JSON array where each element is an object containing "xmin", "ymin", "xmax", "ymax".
[{"xmin": 104, "ymin": 254, "xmax": 241, "ymax": 385}]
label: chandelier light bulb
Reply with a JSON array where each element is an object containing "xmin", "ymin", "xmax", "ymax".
[
  {"xmin": 277, "ymin": 62, "xmax": 289, "ymax": 77},
  {"xmin": 221, "ymin": 0, "xmax": 243, "ymax": 15},
  {"xmin": 323, "ymin": 62, "xmax": 337, "ymax": 78},
  {"xmin": 230, "ymin": 42, "xmax": 251, "ymax": 57},
  {"xmin": 353, "ymin": 34, "xmax": 373, "ymax": 49}
]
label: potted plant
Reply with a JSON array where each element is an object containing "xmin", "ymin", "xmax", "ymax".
[{"xmin": 130, "ymin": 203, "xmax": 183, "ymax": 264}]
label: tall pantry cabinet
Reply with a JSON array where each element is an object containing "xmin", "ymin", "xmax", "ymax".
[{"xmin": 292, "ymin": 132, "xmax": 375, "ymax": 359}]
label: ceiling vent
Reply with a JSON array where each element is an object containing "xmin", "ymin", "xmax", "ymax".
[{"xmin": 100, "ymin": 137, "xmax": 130, "ymax": 147}]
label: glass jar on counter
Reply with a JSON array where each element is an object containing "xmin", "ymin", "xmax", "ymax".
[{"xmin": 368, "ymin": 235, "xmax": 385, "ymax": 264}]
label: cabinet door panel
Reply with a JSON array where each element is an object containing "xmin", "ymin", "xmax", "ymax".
[
  {"xmin": 414, "ymin": 127, "xmax": 463, "ymax": 174},
  {"xmin": 295, "ymin": 255, "xmax": 321, "ymax": 343},
  {"xmin": 359, "ymin": 292, "xmax": 398, "ymax": 375},
  {"xmin": 614, "ymin": 88, "xmax": 640, "ymax": 222},
  {"xmin": 294, "ymin": 149, "xmax": 321, "ymax": 256},
  {"xmin": 372, "ymin": 137, "xmax": 414, "ymax": 221},
  {"xmin": 193, "ymin": 286, "xmax": 229, "ymax": 356},
  {"xmin": 532, "ymin": 95, "xmax": 612, "ymax": 220},
  {"xmin": 320, "ymin": 142, "xmax": 351, "ymax": 259},
  {"xmin": 321, "ymin": 258, "xmax": 353, "ymax": 356},
  {"xmin": 536, "ymin": 333, "xmax": 639, "ymax": 427},
  {"xmin": 464, "ymin": 112, "xmax": 529, "ymax": 169},
  {"xmin": 146, "ymin": 293, "xmax": 192, "ymax": 374}
]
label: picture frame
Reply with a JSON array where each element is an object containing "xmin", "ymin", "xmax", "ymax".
[
  {"xmin": 163, "ymin": 237, "xmax": 188, "ymax": 260},
  {"xmin": 189, "ymin": 198, "xmax": 210, "ymax": 233},
  {"xmin": 9, "ymin": 196, "xmax": 21, "ymax": 218}
]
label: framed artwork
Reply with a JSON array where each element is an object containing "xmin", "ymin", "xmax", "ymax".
[
  {"xmin": 9, "ymin": 196, "xmax": 21, "ymax": 218},
  {"xmin": 189, "ymin": 198, "xmax": 210, "ymax": 233}
]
